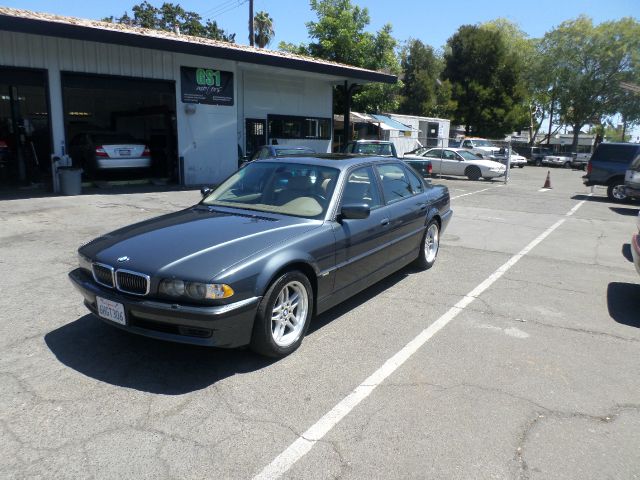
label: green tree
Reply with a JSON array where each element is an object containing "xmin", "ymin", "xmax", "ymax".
[
  {"xmin": 253, "ymin": 11, "xmax": 275, "ymax": 48},
  {"xmin": 481, "ymin": 19, "xmax": 546, "ymax": 144},
  {"xmin": 539, "ymin": 16, "xmax": 640, "ymax": 150},
  {"xmin": 399, "ymin": 39, "xmax": 453, "ymax": 118},
  {"xmin": 443, "ymin": 24, "xmax": 527, "ymax": 138},
  {"xmin": 102, "ymin": 2, "xmax": 236, "ymax": 42},
  {"xmin": 280, "ymin": 0, "xmax": 401, "ymax": 114}
]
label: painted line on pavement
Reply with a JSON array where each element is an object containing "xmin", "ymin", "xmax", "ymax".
[
  {"xmin": 251, "ymin": 195, "xmax": 592, "ymax": 480},
  {"xmin": 451, "ymin": 185, "xmax": 501, "ymax": 200}
]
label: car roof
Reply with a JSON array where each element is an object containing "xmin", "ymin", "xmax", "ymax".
[
  {"xmin": 349, "ymin": 140, "xmax": 393, "ymax": 144},
  {"xmin": 249, "ymin": 154, "xmax": 404, "ymax": 169}
]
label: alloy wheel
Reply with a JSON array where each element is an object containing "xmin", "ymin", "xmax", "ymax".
[
  {"xmin": 424, "ymin": 223, "xmax": 440, "ymax": 263},
  {"xmin": 270, "ymin": 281, "xmax": 309, "ymax": 347}
]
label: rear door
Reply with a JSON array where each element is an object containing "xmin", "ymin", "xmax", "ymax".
[
  {"xmin": 375, "ymin": 163, "xmax": 426, "ymax": 261},
  {"xmin": 424, "ymin": 149, "xmax": 444, "ymax": 174}
]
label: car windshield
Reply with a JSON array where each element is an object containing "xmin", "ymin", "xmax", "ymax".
[
  {"xmin": 91, "ymin": 133, "xmax": 139, "ymax": 145},
  {"xmin": 202, "ymin": 162, "xmax": 339, "ymax": 219},
  {"xmin": 350, "ymin": 143, "xmax": 393, "ymax": 155},
  {"xmin": 458, "ymin": 150, "xmax": 483, "ymax": 160}
]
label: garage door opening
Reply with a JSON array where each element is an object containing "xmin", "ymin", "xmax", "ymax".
[
  {"xmin": 0, "ymin": 67, "xmax": 51, "ymax": 189},
  {"xmin": 62, "ymin": 73, "xmax": 177, "ymax": 184}
]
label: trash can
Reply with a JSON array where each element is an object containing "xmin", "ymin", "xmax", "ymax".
[{"xmin": 58, "ymin": 167, "xmax": 82, "ymax": 196}]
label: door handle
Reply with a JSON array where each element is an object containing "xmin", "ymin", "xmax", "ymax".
[
  {"xmin": 380, "ymin": 218, "xmax": 390, "ymax": 226},
  {"xmin": 419, "ymin": 203, "xmax": 427, "ymax": 211}
]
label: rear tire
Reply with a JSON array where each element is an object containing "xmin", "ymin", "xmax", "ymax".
[
  {"xmin": 250, "ymin": 271, "xmax": 313, "ymax": 358},
  {"xmin": 414, "ymin": 220, "xmax": 440, "ymax": 270},
  {"xmin": 563, "ymin": 161, "xmax": 571, "ymax": 169},
  {"xmin": 607, "ymin": 181, "xmax": 628, "ymax": 203},
  {"xmin": 466, "ymin": 166, "xmax": 481, "ymax": 181}
]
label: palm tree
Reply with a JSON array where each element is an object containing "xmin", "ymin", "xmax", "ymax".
[{"xmin": 253, "ymin": 11, "xmax": 274, "ymax": 48}]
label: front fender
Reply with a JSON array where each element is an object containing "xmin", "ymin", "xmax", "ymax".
[{"xmin": 254, "ymin": 250, "xmax": 319, "ymax": 297}]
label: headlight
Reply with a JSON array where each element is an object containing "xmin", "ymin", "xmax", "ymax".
[
  {"xmin": 159, "ymin": 279, "xmax": 234, "ymax": 300},
  {"xmin": 78, "ymin": 253, "xmax": 92, "ymax": 271}
]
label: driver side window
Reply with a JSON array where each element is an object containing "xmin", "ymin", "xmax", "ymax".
[{"xmin": 342, "ymin": 167, "xmax": 382, "ymax": 209}]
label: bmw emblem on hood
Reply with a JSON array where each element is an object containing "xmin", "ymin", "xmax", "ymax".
[{"xmin": 117, "ymin": 256, "xmax": 130, "ymax": 263}]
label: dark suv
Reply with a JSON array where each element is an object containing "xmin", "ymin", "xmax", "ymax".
[{"xmin": 583, "ymin": 143, "xmax": 640, "ymax": 202}]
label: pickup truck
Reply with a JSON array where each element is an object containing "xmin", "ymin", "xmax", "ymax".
[{"xmin": 460, "ymin": 138, "xmax": 501, "ymax": 158}]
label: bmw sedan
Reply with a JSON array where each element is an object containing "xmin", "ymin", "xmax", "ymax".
[{"xmin": 69, "ymin": 155, "xmax": 452, "ymax": 357}]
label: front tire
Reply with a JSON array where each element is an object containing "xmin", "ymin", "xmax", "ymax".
[
  {"xmin": 466, "ymin": 166, "xmax": 481, "ymax": 181},
  {"xmin": 250, "ymin": 271, "xmax": 313, "ymax": 358},
  {"xmin": 414, "ymin": 220, "xmax": 440, "ymax": 270},
  {"xmin": 607, "ymin": 181, "xmax": 628, "ymax": 203},
  {"xmin": 563, "ymin": 161, "xmax": 571, "ymax": 169}
]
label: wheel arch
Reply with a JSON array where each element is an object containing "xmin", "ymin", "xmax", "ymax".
[{"xmin": 256, "ymin": 258, "xmax": 318, "ymax": 314}]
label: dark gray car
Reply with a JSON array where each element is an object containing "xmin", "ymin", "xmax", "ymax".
[
  {"xmin": 69, "ymin": 155, "xmax": 452, "ymax": 357},
  {"xmin": 583, "ymin": 143, "xmax": 640, "ymax": 202}
]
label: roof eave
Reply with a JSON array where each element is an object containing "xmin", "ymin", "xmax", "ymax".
[{"xmin": 0, "ymin": 14, "xmax": 397, "ymax": 84}]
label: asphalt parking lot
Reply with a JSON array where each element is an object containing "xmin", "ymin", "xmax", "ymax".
[{"xmin": 1, "ymin": 165, "xmax": 639, "ymax": 480}]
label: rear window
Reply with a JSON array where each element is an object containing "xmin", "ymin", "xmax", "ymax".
[
  {"xmin": 591, "ymin": 144, "xmax": 640, "ymax": 164},
  {"xmin": 91, "ymin": 133, "xmax": 139, "ymax": 145}
]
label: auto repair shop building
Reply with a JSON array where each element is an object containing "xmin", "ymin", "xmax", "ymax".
[{"xmin": 0, "ymin": 7, "xmax": 395, "ymax": 188}]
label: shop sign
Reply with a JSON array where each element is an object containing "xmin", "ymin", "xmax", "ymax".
[{"xmin": 180, "ymin": 66, "xmax": 234, "ymax": 106}]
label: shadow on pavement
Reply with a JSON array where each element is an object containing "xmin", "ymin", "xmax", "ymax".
[
  {"xmin": 45, "ymin": 267, "xmax": 410, "ymax": 394},
  {"xmin": 622, "ymin": 244, "xmax": 633, "ymax": 262},
  {"xmin": 607, "ymin": 282, "xmax": 640, "ymax": 329},
  {"xmin": 610, "ymin": 207, "xmax": 640, "ymax": 216},
  {"xmin": 45, "ymin": 315, "xmax": 276, "ymax": 395}
]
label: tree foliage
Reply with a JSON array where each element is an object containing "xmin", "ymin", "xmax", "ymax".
[
  {"xmin": 280, "ymin": 0, "xmax": 402, "ymax": 113},
  {"xmin": 398, "ymin": 39, "xmax": 454, "ymax": 118},
  {"xmin": 253, "ymin": 11, "xmax": 275, "ymax": 48},
  {"xmin": 443, "ymin": 25, "xmax": 527, "ymax": 138},
  {"xmin": 103, "ymin": 1, "xmax": 236, "ymax": 42},
  {"xmin": 539, "ymin": 16, "xmax": 640, "ymax": 149}
]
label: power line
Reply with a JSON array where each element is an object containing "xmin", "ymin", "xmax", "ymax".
[
  {"xmin": 200, "ymin": 0, "xmax": 238, "ymax": 17},
  {"xmin": 201, "ymin": 0, "xmax": 248, "ymax": 19}
]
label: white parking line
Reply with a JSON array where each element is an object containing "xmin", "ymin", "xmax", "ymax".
[
  {"xmin": 451, "ymin": 185, "xmax": 501, "ymax": 200},
  {"xmin": 251, "ymin": 196, "xmax": 592, "ymax": 480}
]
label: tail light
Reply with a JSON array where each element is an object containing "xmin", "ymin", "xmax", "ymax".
[
  {"xmin": 587, "ymin": 161, "xmax": 592, "ymax": 175},
  {"xmin": 95, "ymin": 147, "xmax": 108, "ymax": 157},
  {"xmin": 427, "ymin": 162, "xmax": 433, "ymax": 175},
  {"xmin": 142, "ymin": 146, "xmax": 151, "ymax": 157}
]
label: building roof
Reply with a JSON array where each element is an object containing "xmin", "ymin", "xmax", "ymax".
[{"xmin": 0, "ymin": 7, "xmax": 397, "ymax": 85}]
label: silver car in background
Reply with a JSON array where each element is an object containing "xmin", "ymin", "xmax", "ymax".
[
  {"xmin": 406, "ymin": 147, "xmax": 506, "ymax": 181},
  {"xmin": 68, "ymin": 132, "xmax": 152, "ymax": 174}
]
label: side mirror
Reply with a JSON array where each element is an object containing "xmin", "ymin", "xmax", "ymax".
[
  {"xmin": 340, "ymin": 203, "xmax": 370, "ymax": 220},
  {"xmin": 200, "ymin": 186, "xmax": 213, "ymax": 197}
]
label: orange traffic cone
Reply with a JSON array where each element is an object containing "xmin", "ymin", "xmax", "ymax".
[{"xmin": 542, "ymin": 170, "xmax": 552, "ymax": 189}]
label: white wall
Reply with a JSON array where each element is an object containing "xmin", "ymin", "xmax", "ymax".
[
  {"xmin": 241, "ymin": 71, "xmax": 333, "ymax": 154},
  {"xmin": 174, "ymin": 53, "xmax": 237, "ymax": 185}
]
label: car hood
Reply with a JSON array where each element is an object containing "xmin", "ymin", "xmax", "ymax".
[
  {"xmin": 469, "ymin": 159, "xmax": 506, "ymax": 169},
  {"xmin": 80, "ymin": 207, "xmax": 320, "ymax": 280}
]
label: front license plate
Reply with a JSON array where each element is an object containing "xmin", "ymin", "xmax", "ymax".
[{"xmin": 96, "ymin": 296, "xmax": 126, "ymax": 325}]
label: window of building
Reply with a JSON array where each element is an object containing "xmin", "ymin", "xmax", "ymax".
[{"xmin": 268, "ymin": 114, "xmax": 331, "ymax": 140}]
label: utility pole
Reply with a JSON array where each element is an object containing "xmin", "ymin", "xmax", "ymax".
[{"xmin": 248, "ymin": 0, "xmax": 254, "ymax": 46}]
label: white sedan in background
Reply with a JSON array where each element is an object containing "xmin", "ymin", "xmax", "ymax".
[{"xmin": 405, "ymin": 147, "xmax": 506, "ymax": 181}]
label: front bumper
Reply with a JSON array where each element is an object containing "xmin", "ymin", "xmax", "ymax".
[
  {"xmin": 632, "ymin": 234, "xmax": 640, "ymax": 276},
  {"xmin": 625, "ymin": 182, "xmax": 640, "ymax": 198},
  {"xmin": 69, "ymin": 268, "xmax": 260, "ymax": 347}
]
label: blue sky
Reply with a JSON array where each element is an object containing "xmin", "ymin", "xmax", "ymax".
[{"xmin": 3, "ymin": 0, "xmax": 638, "ymax": 49}]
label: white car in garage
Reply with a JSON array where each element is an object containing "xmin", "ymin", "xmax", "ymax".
[{"xmin": 405, "ymin": 147, "xmax": 506, "ymax": 180}]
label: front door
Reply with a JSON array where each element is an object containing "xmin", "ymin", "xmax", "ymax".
[
  {"xmin": 245, "ymin": 119, "xmax": 266, "ymax": 160},
  {"xmin": 333, "ymin": 166, "xmax": 389, "ymax": 292}
]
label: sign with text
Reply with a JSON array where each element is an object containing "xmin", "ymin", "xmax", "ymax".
[{"xmin": 180, "ymin": 66, "xmax": 234, "ymax": 106}]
